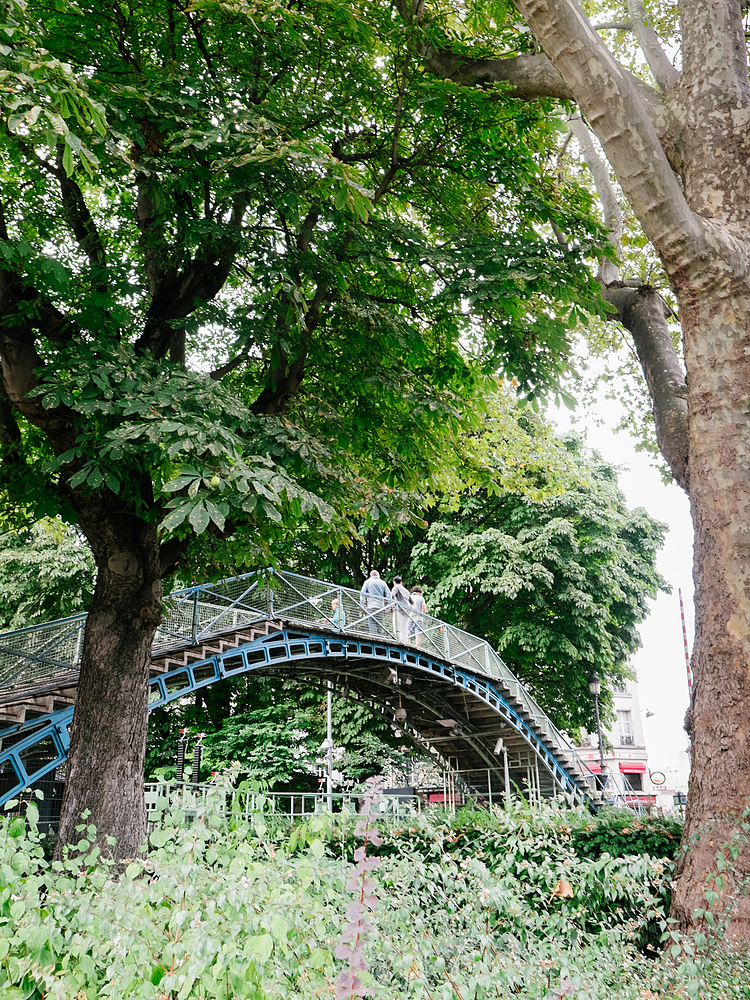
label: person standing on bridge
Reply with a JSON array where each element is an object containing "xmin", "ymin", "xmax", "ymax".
[
  {"xmin": 391, "ymin": 575, "xmax": 411, "ymax": 644},
  {"xmin": 360, "ymin": 570, "xmax": 391, "ymax": 636},
  {"xmin": 331, "ymin": 597, "xmax": 347, "ymax": 631},
  {"xmin": 409, "ymin": 585, "xmax": 427, "ymax": 648}
]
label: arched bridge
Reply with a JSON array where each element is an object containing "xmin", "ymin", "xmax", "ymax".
[{"xmin": 0, "ymin": 569, "xmax": 600, "ymax": 809}]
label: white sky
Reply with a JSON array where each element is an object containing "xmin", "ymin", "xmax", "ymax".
[{"xmin": 553, "ymin": 392, "xmax": 694, "ymax": 775}]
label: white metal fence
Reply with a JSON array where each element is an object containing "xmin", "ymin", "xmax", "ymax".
[{"xmin": 144, "ymin": 781, "xmax": 422, "ymax": 827}]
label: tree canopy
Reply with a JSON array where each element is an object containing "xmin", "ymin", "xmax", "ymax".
[
  {"xmin": 0, "ymin": 517, "xmax": 94, "ymax": 629},
  {"xmin": 410, "ymin": 441, "xmax": 668, "ymax": 733},
  {"xmin": 0, "ymin": 0, "xmax": 608, "ymax": 555},
  {"xmin": 0, "ymin": 0, "xmax": 612, "ymax": 855}
]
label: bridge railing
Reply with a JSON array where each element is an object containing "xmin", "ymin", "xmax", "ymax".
[
  {"xmin": 0, "ymin": 567, "xmax": 598, "ymax": 789},
  {"xmin": 255, "ymin": 571, "xmax": 593, "ymax": 782},
  {"xmin": 0, "ymin": 615, "xmax": 86, "ymax": 696}
]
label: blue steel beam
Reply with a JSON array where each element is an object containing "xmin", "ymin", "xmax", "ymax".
[{"xmin": 0, "ymin": 627, "xmax": 595, "ymax": 808}]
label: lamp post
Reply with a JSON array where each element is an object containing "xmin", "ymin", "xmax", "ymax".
[
  {"xmin": 588, "ymin": 672, "xmax": 606, "ymax": 788},
  {"xmin": 326, "ymin": 681, "xmax": 333, "ymax": 812}
]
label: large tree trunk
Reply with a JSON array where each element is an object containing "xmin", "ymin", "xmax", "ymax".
[
  {"xmin": 55, "ymin": 510, "xmax": 162, "ymax": 860},
  {"xmin": 669, "ymin": 277, "xmax": 750, "ymax": 929}
]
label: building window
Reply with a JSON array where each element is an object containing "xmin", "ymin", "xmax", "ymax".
[
  {"xmin": 613, "ymin": 684, "xmax": 628, "ymax": 695},
  {"xmin": 617, "ymin": 710, "xmax": 634, "ymax": 746},
  {"xmin": 625, "ymin": 773, "xmax": 643, "ymax": 792}
]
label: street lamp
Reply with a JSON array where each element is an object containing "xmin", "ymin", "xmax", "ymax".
[{"xmin": 588, "ymin": 672, "xmax": 606, "ymax": 787}]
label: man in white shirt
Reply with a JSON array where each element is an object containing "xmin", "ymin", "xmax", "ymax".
[{"xmin": 360, "ymin": 570, "xmax": 391, "ymax": 635}]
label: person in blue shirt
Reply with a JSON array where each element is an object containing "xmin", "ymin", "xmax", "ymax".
[
  {"xmin": 360, "ymin": 570, "xmax": 391, "ymax": 635},
  {"xmin": 331, "ymin": 597, "xmax": 347, "ymax": 631}
]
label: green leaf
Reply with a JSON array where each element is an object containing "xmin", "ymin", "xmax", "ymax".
[
  {"xmin": 62, "ymin": 140, "xmax": 74, "ymax": 175},
  {"xmin": 87, "ymin": 466, "xmax": 103, "ymax": 489},
  {"xmin": 104, "ymin": 471, "xmax": 120, "ymax": 494},
  {"xmin": 205, "ymin": 499, "xmax": 225, "ymax": 531},
  {"xmin": 162, "ymin": 506, "xmax": 190, "ymax": 533},
  {"xmin": 69, "ymin": 468, "xmax": 89, "ymax": 489},
  {"xmin": 188, "ymin": 502, "xmax": 210, "ymax": 534},
  {"xmin": 149, "ymin": 827, "xmax": 170, "ymax": 848},
  {"xmin": 247, "ymin": 933, "xmax": 273, "ymax": 965}
]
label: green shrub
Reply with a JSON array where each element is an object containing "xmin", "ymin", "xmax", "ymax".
[
  {"xmin": 0, "ymin": 800, "xmax": 745, "ymax": 1000},
  {"xmin": 571, "ymin": 808, "xmax": 683, "ymax": 861}
]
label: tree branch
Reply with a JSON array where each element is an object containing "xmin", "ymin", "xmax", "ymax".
[
  {"xmin": 567, "ymin": 116, "xmax": 622, "ymax": 281},
  {"xmin": 512, "ymin": 0, "xmax": 700, "ymax": 263},
  {"xmin": 602, "ymin": 282, "xmax": 688, "ymax": 490},
  {"xmin": 250, "ymin": 224, "xmax": 353, "ymax": 415},
  {"xmin": 374, "ymin": 53, "xmax": 412, "ymax": 203},
  {"xmin": 11, "ymin": 135, "xmax": 107, "ymax": 273},
  {"xmin": 249, "ymin": 283, "xmax": 330, "ymax": 415},
  {"xmin": 626, "ymin": 0, "xmax": 680, "ymax": 91},
  {"xmin": 569, "ymin": 116, "xmax": 688, "ymax": 489},
  {"xmin": 209, "ymin": 351, "xmax": 250, "ymax": 381},
  {"xmin": 135, "ymin": 198, "xmax": 247, "ymax": 359},
  {"xmin": 593, "ymin": 21, "xmax": 631, "ymax": 31},
  {"xmin": 54, "ymin": 144, "xmax": 108, "ymax": 271},
  {"xmin": 0, "ymin": 191, "xmax": 80, "ymax": 345},
  {"xmin": 0, "ymin": 271, "xmax": 75, "ymax": 449},
  {"xmin": 394, "ymin": 0, "xmax": 667, "ymax": 135},
  {"xmin": 420, "ymin": 48, "xmax": 574, "ymax": 100}
]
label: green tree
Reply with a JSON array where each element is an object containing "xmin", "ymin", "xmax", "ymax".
[
  {"xmin": 0, "ymin": 518, "xmax": 95, "ymax": 629},
  {"xmin": 409, "ymin": 440, "xmax": 668, "ymax": 733},
  {"xmin": 0, "ymin": 0, "xmax": 606, "ymax": 854},
  {"xmin": 146, "ymin": 676, "xmax": 407, "ymax": 788},
  {"xmin": 283, "ymin": 391, "xmax": 593, "ymax": 586}
]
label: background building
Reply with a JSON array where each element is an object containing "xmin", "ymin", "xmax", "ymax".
[{"xmin": 576, "ymin": 680, "xmax": 657, "ymax": 809}]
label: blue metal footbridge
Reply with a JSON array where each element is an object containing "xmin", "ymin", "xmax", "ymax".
[{"xmin": 0, "ymin": 569, "xmax": 601, "ymax": 809}]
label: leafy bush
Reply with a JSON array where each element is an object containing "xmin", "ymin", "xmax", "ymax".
[
  {"xmin": 0, "ymin": 800, "xmax": 746, "ymax": 1000},
  {"xmin": 571, "ymin": 808, "xmax": 683, "ymax": 861},
  {"xmin": 331, "ymin": 800, "xmax": 673, "ymax": 951}
]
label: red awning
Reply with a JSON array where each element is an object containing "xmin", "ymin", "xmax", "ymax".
[
  {"xmin": 620, "ymin": 762, "xmax": 647, "ymax": 774},
  {"xmin": 587, "ymin": 763, "xmax": 602, "ymax": 773}
]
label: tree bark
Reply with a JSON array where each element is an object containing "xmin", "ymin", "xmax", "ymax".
[
  {"xmin": 566, "ymin": 116, "xmax": 689, "ymax": 488},
  {"xmin": 668, "ymin": 275, "xmax": 750, "ymax": 932},
  {"xmin": 513, "ymin": 0, "xmax": 750, "ymax": 934},
  {"xmin": 55, "ymin": 507, "xmax": 162, "ymax": 860}
]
